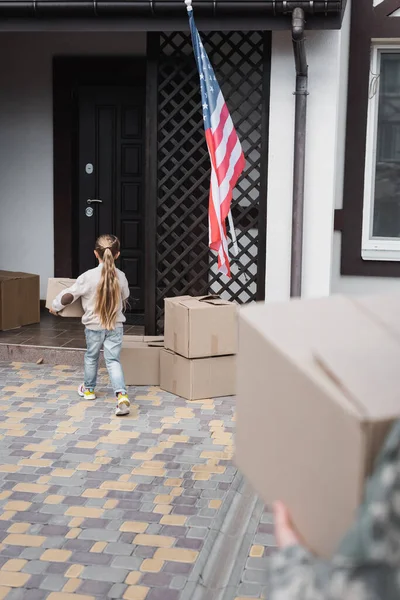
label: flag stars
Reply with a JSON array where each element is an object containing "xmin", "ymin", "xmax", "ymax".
[{"xmin": 203, "ymin": 103, "xmax": 209, "ymax": 110}]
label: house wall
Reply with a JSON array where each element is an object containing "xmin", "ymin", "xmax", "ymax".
[
  {"xmin": 266, "ymin": 1, "xmax": 352, "ymax": 302},
  {"xmin": 2, "ymin": 11, "xmax": 390, "ymax": 306},
  {"xmin": 0, "ymin": 32, "xmax": 146, "ymax": 298},
  {"xmin": 331, "ymin": 233, "xmax": 400, "ymax": 294},
  {"xmin": 331, "ymin": 0, "xmax": 400, "ymax": 295}
]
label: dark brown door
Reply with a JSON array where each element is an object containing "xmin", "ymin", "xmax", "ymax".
[{"xmin": 78, "ymin": 85, "xmax": 145, "ymax": 313}]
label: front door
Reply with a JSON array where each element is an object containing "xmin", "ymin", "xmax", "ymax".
[{"xmin": 77, "ymin": 85, "xmax": 145, "ymax": 314}]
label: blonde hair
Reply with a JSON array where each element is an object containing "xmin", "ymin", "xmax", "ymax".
[{"xmin": 94, "ymin": 234, "xmax": 121, "ymax": 330}]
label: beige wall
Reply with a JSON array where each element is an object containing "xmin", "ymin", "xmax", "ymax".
[
  {"xmin": 0, "ymin": 32, "xmax": 146, "ymax": 298},
  {"xmin": 266, "ymin": 2, "xmax": 351, "ymax": 301}
]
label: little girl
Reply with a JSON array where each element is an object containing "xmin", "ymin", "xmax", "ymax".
[{"xmin": 50, "ymin": 234, "xmax": 131, "ymax": 416}]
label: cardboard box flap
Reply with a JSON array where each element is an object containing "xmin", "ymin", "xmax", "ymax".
[
  {"xmin": 312, "ymin": 352, "xmax": 369, "ymax": 419},
  {"xmin": 239, "ymin": 296, "xmax": 357, "ymax": 365},
  {"xmin": 178, "ymin": 295, "xmax": 233, "ymax": 309},
  {"xmin": 198, "ymin": 295, "xmax": 233, "ymax": 306},
  {"xmin": 123, "ymin": 335, "xmax": 145, "ymax": 343},
  {"xmin": 122, "ymin": 341, "xmax": 148, "ymax": 348},
  {"xmin": 163, "ymin": 348, "xmax": 175, "ymax": 357},
  {"xmin": 123, "ymin": 335, "xmax": 164, "ymax": 344},
  {"xmin": 241, "ymin": 295, "xmax": 400, "ymax": 420},
  {"xmin": 312, "ymin": 333, "xmax": 400, "ymax": 421},
  {"xmin": 48, "ymin": 278, "xmax": 75, "ymax": 290},
  {"xmin": 123, "ymin": 340, "xmax": 164, "ymax": 349},
  {"xmin": 310, "ymin": 295, "xmax": 400, "ymax": 421},
  {"xmin": 166, "ymin": 295, "xmax": 192, "ymax": 306},
  {"xmin": 351, "ymin": 294, "xmax": 400, "ymax": 341}
]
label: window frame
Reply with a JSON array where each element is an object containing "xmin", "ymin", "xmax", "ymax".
[{"xmin": 362, "ymin": 44, "xmax": 400, "ymax": 261}]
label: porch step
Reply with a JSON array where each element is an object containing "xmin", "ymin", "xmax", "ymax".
[{"xmin": 0, "ymin": 342, "xmax": 101, "ymax": 367}]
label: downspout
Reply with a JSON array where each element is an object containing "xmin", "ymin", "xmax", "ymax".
[{"xmin": 290, "ymin": 7, "xmax": 308, "ymax": 297}]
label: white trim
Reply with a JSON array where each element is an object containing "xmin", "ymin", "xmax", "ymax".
[{"xmin": 362, "ymin": 44, "xmax": 400, "ymax": 261}]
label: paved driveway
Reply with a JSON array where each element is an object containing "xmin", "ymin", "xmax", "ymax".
[{"xmin": 0, "ymin": 362, "xmax": 273, "ymax": 600}]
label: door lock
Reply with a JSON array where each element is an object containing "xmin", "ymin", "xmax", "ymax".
[{"xmin": 87, "ymin": 199, "xmax": 103, "ymax": 205}]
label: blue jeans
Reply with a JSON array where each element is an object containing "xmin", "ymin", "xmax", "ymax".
[{"xmin": 84, "ymin": 328, "xmax": 126, "ymax": 395}]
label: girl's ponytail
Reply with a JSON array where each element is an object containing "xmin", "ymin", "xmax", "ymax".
[{"xmin": 94, "ymin": 235, "xmax": 121, "ymax": 330}]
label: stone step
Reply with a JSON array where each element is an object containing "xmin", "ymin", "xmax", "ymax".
[{"xmin": 0, "ymin": 343, "xmax": 91, "ymax": 367}]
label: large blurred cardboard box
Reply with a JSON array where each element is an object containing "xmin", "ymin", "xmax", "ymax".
[
  {"xmin": 235, "ymin": 294, "xmax": 400, "ymax": 558},
  {"xmin": 160, "ymin": 348, "xmax": 235, "ymax": 400},
  {"xmin": 0, "ymin": 271, "xmax": 40, "ymax": 330},
  {"xmin": 164, "ymin": 295, "xmax": 237, "ymax": 358},
  {"xmin": 121, "ymin": 339, "xmax": 164, "ymax": 386},
  {"xmin": 46, "ymin": 278, "xmax": 84, "ymax": 318}
]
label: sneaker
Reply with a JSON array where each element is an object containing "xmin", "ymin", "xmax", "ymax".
[
  {"xmin": 115, "ymin": 393, "xmax": 130, "ymax": 416},
  {"xmin": 78, "ymin": 384, "xmax": 96, "ymax": 400}
]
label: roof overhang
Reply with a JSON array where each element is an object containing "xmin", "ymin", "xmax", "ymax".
[{"xmin": 0, "ymin": 0, "xmax": 347, "ymax": 31}]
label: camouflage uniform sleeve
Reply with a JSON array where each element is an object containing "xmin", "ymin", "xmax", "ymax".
[
  {"xmin": 268, "ymin": 546, "xmax": 398, "ymax": 600},
  {"xmin": 268, "ymin": 545, "xmax": 330, "ymax": 600},
  {"xmin": 268, "ymin": 420, "xmax": 400, "ymax": 600}
]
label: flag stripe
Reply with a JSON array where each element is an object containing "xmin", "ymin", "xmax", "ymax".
[
  {"xmin": 215, "ymin": 126, "xmax": 238, "ymax": 182},
  {"xmin": 218, "ymin": 139, "xmax": 243, "ymax": 211},
  {"xmin": 215, "ymin": 114, "xmax": 234, "ymax": 164},
  {"xmin": 211, "ymin": 92, "xmax": 228, "ymax": 134}
]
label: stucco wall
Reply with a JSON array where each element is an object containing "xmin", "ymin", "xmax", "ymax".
[
  {"xmin": 331, "ymin": 233, "xmax": 400, "ymax": 294},
  {"xmin": 266, "ymin": 2, "xmax": 351, "ymax": 302},
  {"xmin": 0, "ymin": 32, "xmax": 146, "ymax": 298}
]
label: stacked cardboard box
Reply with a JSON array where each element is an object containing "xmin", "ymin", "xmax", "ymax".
[
  {"xmin": 235, "ymin": 293, "xmax": 400, "ymax": 558},
  {"xmin": 121, "ymin": 335, "xmax": 164, "ymax": 386},
  {"xmin": 0, "ymin": 271, "xmax": 40, "ymax": 330},
  {"xmin": 45, "ymin": 282, "xmax": 237, "ymax": 394},
  {"xmin": 160, "ymin": 296, "xmax": 237, "ymax": 401}
]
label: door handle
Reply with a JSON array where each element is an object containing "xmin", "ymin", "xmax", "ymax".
[{"xmin": 87, "ymin": 199, "xmax": 103, "ymax": 205}]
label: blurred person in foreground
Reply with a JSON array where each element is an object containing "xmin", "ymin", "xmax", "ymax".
[{"xmin": 270, "ymin": 420, "xmax": 400, "ymax": 600}]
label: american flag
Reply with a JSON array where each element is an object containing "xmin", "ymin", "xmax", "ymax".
[{"xmin": 187, "ymin": 3, "xmax": 245, "ymax": 277}]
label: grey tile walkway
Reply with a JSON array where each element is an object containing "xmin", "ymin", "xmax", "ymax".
[{"xmin": 0, "ymin": 360, "xmax": 274, "ymax": 600}]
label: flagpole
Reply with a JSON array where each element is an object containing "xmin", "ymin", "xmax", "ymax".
[{"xmin": 228, "ymin": 211, "xmax": 239, "ymax": 257}]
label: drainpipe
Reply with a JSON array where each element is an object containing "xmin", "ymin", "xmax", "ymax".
[{"xmin": 290, "ymin": 7, "xmax": 308, "ymax": 298}]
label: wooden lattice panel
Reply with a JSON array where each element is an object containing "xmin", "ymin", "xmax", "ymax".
[{"xmin": 156, "ymin": 31, "xmax": 266, "ymax": 330}]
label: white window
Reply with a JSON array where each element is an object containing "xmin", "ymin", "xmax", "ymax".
[{"xmin": 362, "ymin": 46, "xmax": 400, "ymax": 260}]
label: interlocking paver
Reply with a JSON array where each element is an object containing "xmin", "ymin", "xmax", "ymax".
[
  {"xmin": 0, "ymin": 361, "xmax": 238, "ymax": 598},
  {"xmin": 226, "ymin": 505, "xmax": 277, "ymax": 600},
  {"xmin": 108, "ymin": 583, "xmax": 128, "ymax": 598}
]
